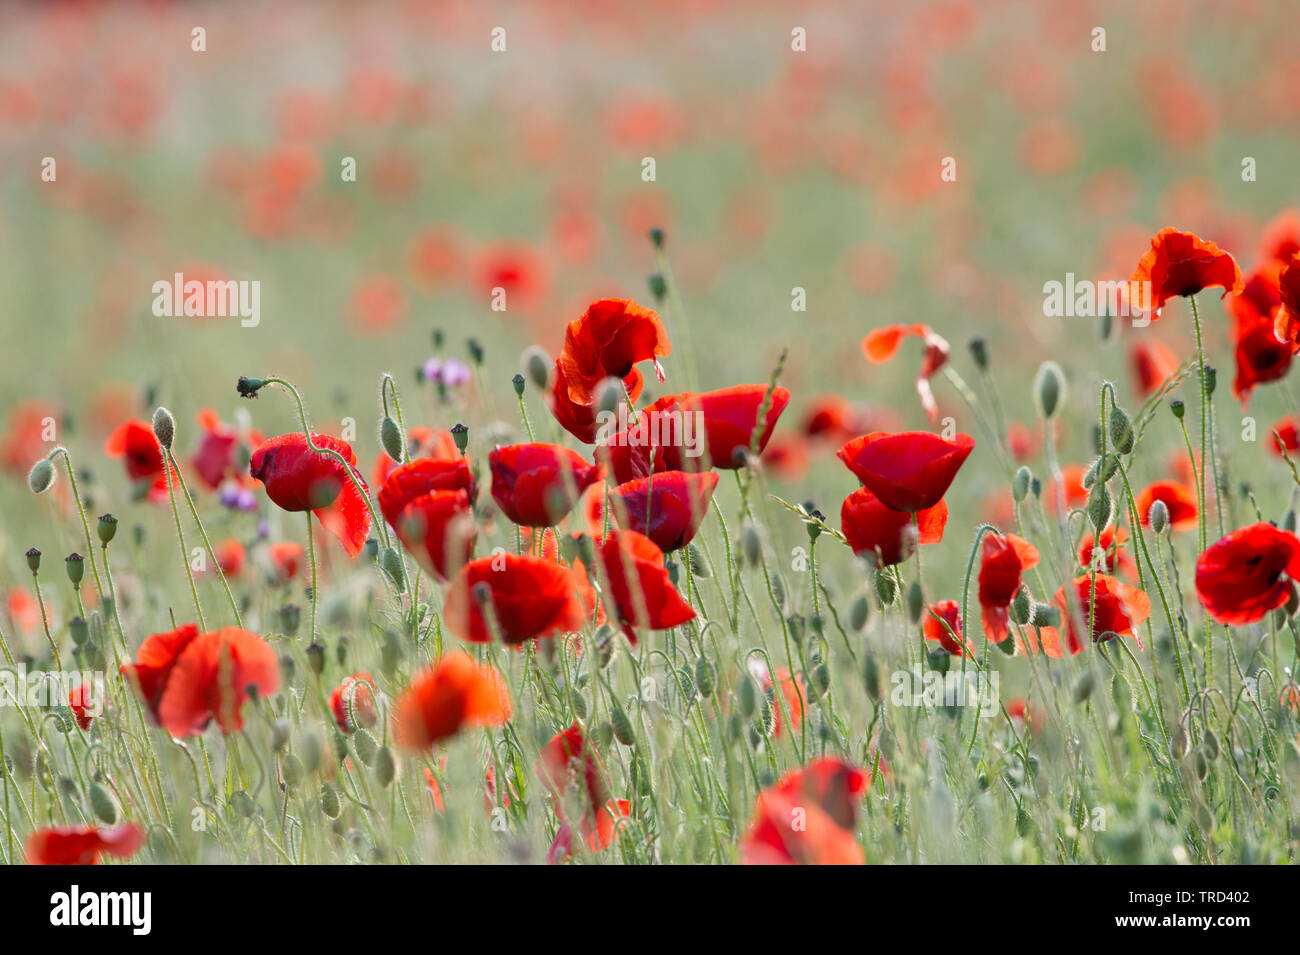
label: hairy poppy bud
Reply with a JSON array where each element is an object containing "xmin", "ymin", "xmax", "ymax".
[
  {"xmin": 374, "ymin": 746, "xmax": 396, "ymax": 787},
  {"xmin": 353, "ymin": 729, "xmax": 379, "ymax": 766},
  {"xmin": 875, "ymin": 567, "xmax": 896, "ymax": 605},
  {"xmin": 1086, "ymin": 482, "xmax": 1112, "ymax": 531},
  {"xmin": 306, "ymin": 641, "xmax": 325, "ymax": 676},
  {"xmin": 906, "ymin": 580, "xmax": 923, "ymax": 624},
  {"xmin": 320, "ymin": 783, "xmax": 341, "ymax": 819},
  {"xmin": 451, "ymin": 422, "xmax": 469, "ymax": 454},
  {"xmin": 805, "ymin": 509, "xmax": 824, "ymax": 542},
  {"xmin": 88, "ymin": 782, "xmax": 120, "ymax": 825},
  {"xmin": 1170, "ymin": 399, "xmax": 1185, "ymax": 420},
  {"xmin": 694, "ymin": 656, "xmax": 715, "ymax": 697},
  {"xmin": 1170, "ymin": 724, "xmax": 1189, "ymax": 760},
  {"xmin": 740, "ymin": 520, "xmax": 762, "ymax": 567},
  {"xmin": 26, "ymin": 547, "xmax": 41, "ymax": 573},
  {"xmin": 522, "ymin": 345, "xmax": 551, "ymax": 391},
  {"xmin": 281, "ymin": 754, "xmax": 304, "ymax": 789},
  {"xmin": 236, "ymin": 376, "xmax": 267, "ymax": 399},
  {"xmin": 65, "ymin": 553, "xmax": 85, "ymax": 586},
  {"xmin": 1149, "ymin": 499, "xmax": 1170, "ymax": 534},
  {"xmin": 467, "ymin": 338, "xmax": 485, "ymax": 366},
  {"xmin": 648, "ymin": 227, "xmax": 665, "ymax": 249},
  {"xmin": 1030, "ymin": 476, "xmax": 1042, "ymax": 499},
  {"xmin": 596, "ymin": 377, "xmax": 623, "ymax": 417},
  {"xmin": 380, "ymin": 416, "xmax": 404, "ymax": 463},
  {"xmin": 849, "ymin": 594, "xmax": 870, "ymax": 632},
  {"xmin": 511, "ymin": 373, "xmax": 525, "ymax": 397},
  {"xmin": 736, "ymin": 675, "xmax": 758, "ymax": 719},
  {"xmin": 69, "ymin": 616, "xmax": 89, "ymax": 646},
  {"xmin": 687, "ymin": 544, "xmax": 710, "ymax": 579},
  {"xmin": 380, "ymin": 547, "xmax": 405, "ymax": 592},
  {"xmin": 152, "ymin": 406, "xmax": 175, "ymax": 450},
  {"xmin": 1108, "ymin": 405, "xmax": 1134, "ymax": 454},
  {"xmin": 96, "ymin": 514, "xmax": 117, "ymax": 544},
  {"xmin": 1011, "ymin": 586, "xmax": 1032, "ymax": 625},
  {"xmin": 647, "ymin": 272, "xmax": 667, "ymax": 300},
  {"xmin": 1202, "ymin": 365, "xmax": 1217, "ymax": 396},
  {"xmin": 968, "ymin": 338, "xmax": 988, "ymax": 371},
  {"xmin": 863, "ymin": 654, "xmax": 881, "ymax": 702},
  {"xmin": 28, "ymin": 458, "xmax": 54, "ymax": 494},
  {"xmin": 1013, "ymin": 466, "xmax": 1031, "ymax": 502},
  {"xmin": 1073, "ymin": 670, "xmax": 1095, "ymax": 703},
  {"xmin": 611, "ymin": 704, "xmax": 636, "ymax": 745},
  {"xmin": 1033, "ymin": 361, "xmax": 1066, "ymax": 420},
  {"xmin": 1030, "ymin": 602, "xmax": 1058, "ymax": 628}
]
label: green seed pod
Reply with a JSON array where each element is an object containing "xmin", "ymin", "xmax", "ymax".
[
  {"xmin": 1108, "ymin": 405, "xmax": 1134, "ymax": 454},
  {"xmin": 96, "ymin": 513, "xmax": 118, "ymax": 544},
  {"xmin": 906, "ymin": 581, "xmax": 924, "ymax": 624},
  {"xmin": 927, "ymin": 648, "xmax": 950, "ymax": 675},
  {"xmin": 1202, "ymin": 365, "xmax": 1217, "ymax": 397},
  {"xmin": 319, "ymin": 783, "xmax": 341, "ymax": 819},
  {"xmin": 1033, "ymin": 361, "xmax": 1066, "ymax": 420},
  {"xmin": 353, "ymin": 729, "xmax": 379, "ymax": 766},
  {"xmin": 305, "ymin": 642, "xmax": 325, "ymax": 676},
  {"xmin": 88, "ymin": 782, "xmax": 119, "ymax": 825},
  {"xmin": 737, "ymin": 675, "xmax": 758, "ymax": 719},
  {"xmin": 380, "ymin": 415, "xmax": 404, "ymax": 463},
  {"xmin": 28, "ymin": 459, "xmax": 55, "ymax": 494},
  {"xmin": 68, "ymin": 617, "xmax": 89, "ymax": 646},
  {"xmin": 26, "ymin": 547, "xmax": 41, "ymax": 573},
  {"xmin": 968, "ymin": 338, "xmax": 989, "ymax": 371},
  {"xmin": 1170, "ymin": 399, "xmax": 1185, "ymax": 420},
  {"xmin": 1030, "ymin": 476, "xmax": 1042, "ymax": 499},
  {"xmin": 1012, "ymin": 466, "xmax": 1031, "ymax": 502},
  {"xmin": 1011, "ymin": 586, "xmax": 1032, "ymax": 625},
  {"xmin": 380, "ymin": 547, "xmax": 406, "ymax": 592},
  {"xmin": 281, "ymin": 753, "xmax": 305, "ymax": 789},
  {"xmin": 647, "ymin": 272, "xmax": 667, "ymax": 300},
  {"xmin": 1148, "ymin": 499, "xmax": 1170, "ymax": 535},
  {"xmin": 65, "ymin": 553, "xmax": 85, "ymax": 586},
  {"xmin": 875, "ymin": 567, "xmax": 896, "ymax": 605},
  {"xmin": 611, "ymin": 705, "xmax": 636, "ymax": 746},
  {"xmin": 848, "ymin": 594, "xmax": 870, "ymax": 632},
  {"xmin": 523, "ymin": 345, "xmax": 551, "ymax": 391},
  {"xmin": 374, "ymin": 747, "xmax": 396, "ymax": 788},
  {"xmin": 451, "ymin": 423, "xmax": 469, "ymax": 453},
  {"xmin": 694, "ymin": 656, "xmax": 715, "ymax": 697}
]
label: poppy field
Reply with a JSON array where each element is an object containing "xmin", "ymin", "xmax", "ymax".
[{"xmin": 3, "ymin": 0, "xmax": 1300, "ymax": 872}]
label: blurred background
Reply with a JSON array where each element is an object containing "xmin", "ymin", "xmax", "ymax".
[{"xmin": 2, "ymin": 0, "xmax": 1298, "ymax": 634}]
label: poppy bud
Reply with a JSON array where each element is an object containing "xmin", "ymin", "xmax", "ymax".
[
  {"xmin": 647, "ymin": 272, "xmax": 667, "ymax": 300},
  {"xmin": 1030, "ymin": 476, "xmax": 1042, "ymax": 499},
  {"xmin": 875, "ymin": 567, "xmax": 896, "ymax": 605},
  {"xmin": 152, "ymin": 406, "xmax": 175, "ymax": 450},
  {"xmin": 862, "ymin": 654, "xmax": 881, "ymax": 702},
  {"xmin": 1201, "ymin": 365, "xmax": 1217, "ymax": 396},
  {"xmin": 374, "ymin": 746, "xmax": 396, "ymax": 787},
  {"xmin": 65, "ymin": 553, "xmax": 85, "ymax": 586},
  {"xmin": 906, "ymin": 580, "xmax": 923, "ymax": 624},
  {"xmin": 1169, "ymin": 724, "xmax": 1189, "ymax": 760},
  {"xmin": 736, "ymin": 675, "xmax": 758, "ymax": 719},
  {"xmin": 694, "ymin": 656, "xmax": 715, "ymax": 697},
  {"xmin": 363, "ymin": 538, "xmax": 379, "ymax": 561},
  {"xmin": 877, "ymin": 726, "xmax": 897, "ymax": 760},
  {"xmin": 467, "ymin": 338, "xmax": 485, "ymax": 366},
  {"xmin": 380, "ymin": 416, "xmax": 404, "ymax": 463},
  {"xmin": 596, "ymin": 377, "xmax": 623, "ymax": 417},
  {"xmin": 28, "ymin": 459, "xmax": 54, "ymax": 494},
  {"xmin": 1012, "ymin": 466, "xmax": 1031, "ymax": 501},
  {"xmin": 26, "ymin": 547, "xmax": 41, "ymax": 573},
  {"xmin": 1170, "ymin": 399, "xmax": 1185, "ymax": 420},
  {"xmin": 1073, "ymin": 670, "xmax": 1095, "ymax": 703},
  {"xmin": 1111, "ymin": 673, "xmax": 1131, "ymax": 713},
  {"xmin": 271, "ymin": 718, "xmax": 290, "ymax": 752},
  {"xmin": 511, "ymin": 373, "xmax": 526, "ymax": 397},
  {"xmin": 353, "ymin": 729, "xmax": 379, "ymax": 766},
  {"xmin": 1033, "ymin": 361, "xmax": 1066, "ymax": 420},
  {"xmin": 280, "ymin": 604, "xmax": 301, "ymax": 636},
  {"xmin": 570, "ymin": 691, "xmax": 588, "ymax": 719},
  {"xmin": 611, "ymin": 704, "xmax": 636, "ymax": 745},
  {"xmin": 1083, "ymin": 454, "xmax": 1119, "ymax": 489},
  {"xmin": 687, "ymin": 544, "xmax": 710, "ymax": 579},
  {"xmin": 1011, "ymin": 586, "xmax": 1032, "ymax": 625},
  {"xmin": 451, "ymin": 422, "xmax": 469, "ymax": 454},
  {"xmin": 1282, "ymin": 509, "xmax": 1297, "ymax": 534},
  {"xmin": 281, "ymin": 754, "xmax": 305, "ymax": 789},
  {"xmin": 968, "ymin": 338, "xmax": 988, "ymax": 371},
  {"xmin": 927, "ymin": 648, "xmax": 950, "ymax": 675},
  {"xmin": 432, "ymin": 329, "xmax": 444, "ymax": 350},
  {"xmin": 306, "ymin": 641, "xmax": 325, "ymax": 675},
  {"xmin": 648, "ymin": 227, "xmax": 665, "ymax": 249},
  {"xmin": 849, "ymin": 594, "xmax": 870, "ymax": 632},
  {"xmin": 69, "ymin": 617, "xmax": 89, "ymax": 646},
  {"xmin": 1108, "ymin": 406, "xmax": 1134, "ymax": 454},
  {"xmin": 1086, "ymin": 483, "xmax": 1112, "ymax": 531},
  {"xmin": 236, "ymin": 376, "xmax": 268, "ymax": 399},
  {"xmin": 740, "ymin": 520, "xmax": 762, "ymax": 567},
  {"xmin": 1149, "ymin": 499, "xmax": 1170, "ymax": 535},
  {"xmin": 88, "ymin": 782, "xmax": 119, "ymax": 825},
  {"xmin": 96, "ymin": 514, "xmax": 118, "ymax": 544},
  {"xmin": 380, "ymin": 547, "xmax": 405, "ymax": 592},
  {"xmin": 809, "ymin": 663, "xmax": 831, "ymax": 699},
  {"xmin": 320, "ymin": 783, "xmax": 341, "ymax": 819},
  {"xmin": 1030, "ymin": 602, "xmax": 1059, "ymax": 628},
  {"xmin": 522, "ymin": 345, "xmax": 551, "ymax": 390}
]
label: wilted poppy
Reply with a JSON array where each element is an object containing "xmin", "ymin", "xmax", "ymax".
[
  {"xmin": 1135, "ymin": 480, "xmax": 1198, "ymax": 530},
  {"xmin": 923, "ymin": 600, "xmax": 970, "ymax": 656},
  {"xmin": 1195, "ymin": 522, "xmax": 1300, "ymax": 625},
  {"xmin": 26, "ymin": 823, "xmax": 145, "ymax": 866},
  {"xmin": 489, "ymin": 443, "xmax": 602, "ymax": 527},
  {"xmin": 608, "ymin": 470, "xmax": 718, "ymax": 552},
  {"xmin": 122, "ymin": 624, "xmax": 280, "ymax": 736},
  {"xmin": 378, "ymin": 457, "xmax": 476, "ymax": 581},
  {"xmin": 840, "ymin": 486, "xmax": 947, "ymax": 566},
  {"xmin": 1035, "ymin": 575, "xmax": 1151, "ymax": 657},
  {"xmin": 861, "ymin": 323, "xmax": 950, "ymax": 421},
  {"xmin": 741, "ymin": 758, "xmax": 866, "ymax": 865},
  {"xmin": 250, "ymin": 433, "xmax": 371, "ymax": 557},
  {"xmin": 392, "ymin": 653, "xmax": 512, "ymax": 750},
  {"xmin": 329, "ymin": 672, "xmax": 378, "ymax": 734},
  {"xmin": 1127, "ymin": 227, "xmax": 1244, "ymax": 316},
  {"xmin": 837, "ymin": 430, "xmax": 975, "ymax": 512},
  {"xmin": 978, "ymin": 532, "xmax": 1040, "ymax": 643},
  {"xmin": 443, "ymin": 554, "xmax": 591, "ymax": 645},
  {"xmin": 574, "ymin": 530, "xmax": 695, "ymax": 644}
]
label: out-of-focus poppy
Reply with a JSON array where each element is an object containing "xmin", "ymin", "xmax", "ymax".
[
  {"xmin": 1269, "ymin": 415, "xmax": 1300, "ymax": 456},
  {"xmin": 1128, "ymin": 227, "xmax": 1244, "ymax": 317},
  {"xmin": 488, "ymin": 443, "xmax": 602, "ymax": 528},
  {"xmin": 837, "ymin": 430, "xmax": 975, "ymax": 512},
  {"xmin": 1129, "ymin": 340, "xmax": 1181, "ymax": 398},
  {"xmin": 1135, "ymin": 480, "xmax": 1198, "ymax": 530},
  {"xmin": 978, "ymin": 532, "xmax": 1039, "ymax": 643},
  {"xmin": 121, "ymin": 624, "xmax": 279, "ymax": 736},
  {"xmin": 213, "ymin": 537, "xmax": 246, "ymax": 578},
  {"xmin": 861, "ymin": 323, "xmax": 950, "ymax": 421},
  {"xmin": 840, "ymin": 486, "xmax": 947, "ymax": 566},
  {"xmin": 608, "ymin": 470, "xmax": 718, "ymax": 552},
  {"xmin": 1195, "ymin": 522, "xmax": 1300, "ymax": 625},
  {"xmin": 192, "ymin": 408, "xmax": 259, "ymax": 489},
  {"xmin": 536, "ymin": 722, "xmax": 623, "ymax": 857},
  {"xmin": 923, "ymin": 600, "xmax": 970, "ymax": 656},
  {"xmin": 1, "ymin": 400, "xmax": 57, "ymax": 476},
  {"xmin": 26, "ymin": 823, "xmax": 145, "ymax": 866},
  {"xmin": 1274, "ymin": 255, "xmax": 1300, "ymax": 348},
  {"xmin": 329, "ymin": 672, "xmax": 378, "ymax": 734},
  {"xmin": 1079, "ymin": 527, "xmax": 1137, "ymax": 578},
  {"xmin": 443, "ymin": 554, "xmax": 591, "ymax": 645},
  {"xmin": 268, "ymin": 541, "xmax": 303, "ymax": 582},
  {"xmin": 104, "ymin": 419, "xmax": 173, "ymax": 501},
  {"xmin": 741, "ymin": 757, "xmax": 866, "ymax": 865},
  {"xmin": 747, "ymin": 658, "xmax": 807, "ymax": 740},
  {"xmin": 1033, "ymin": 575, "xmax": 1151, "ymax": 657},
  {"xmin": 69, "ymin": 681, "xmax": 96, "ymax": 731},
  {"xmin": 250, "ymin": 433, "xmax": 371, "ymax": 557},
  {"xmin": 760, "ymin": 432, "xmax": 811, "ymax": 482},
  {"xmin": 1257, "ymin": 211, "xmax": 1300, "ymax": 266},
  {"xmin": 574, "ymin": 530, "xmax": 695, "ymax": 644},
  {"xmin": 392, "ymin": 653, "xmax": 512, "ymax": 750},
  {"xmin": 378, "ymin": 457, "xmax": 476, "ymax": 581}
]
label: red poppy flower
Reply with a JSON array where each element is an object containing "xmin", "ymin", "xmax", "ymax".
[
  {"xmin": 1135, "ymin": 480, "xmax": 1198, "ymax": 530},
  {"xmin": 1127, "ymin": 227, "xmax": 1244, "ymax": 316},
  {"xmin": 1233, "ymin": 316, "xmax": 1292, "ymax": 405},
  {"xmin": 1270, "ymin": 415, "xmax": 1300, "ymax": 457},
  {"xmin": 747, "ymin": 659, "xmax": 807, "ymax": 740},
  {"xmin": 1006, "ymin": 421, "xmax": 1039, "ymax": 461},
  {"xmin": 802, "ymin": 394, "xmax": 871, "ymax": 443},
  {"xmin": 1195, "ymin": 522, "xmax": 1300, "ymax": 625},
  {"xmin": 608, "ymin": 470, "xmax": 718, "ymax": 552},
  {"xmin": 840, "ymin": 486, "xmax": 947, "ymax": 566},
  {"xmin": 548, "ymin": 298, "xmax": 670, "ymax": 443},
  {"xmin": 741, "ymin": 758, "xmax": 866, "ymax": 865},
  {"xmin": 837, "ymin": 430, "xmax": 975, "ymax": 512},
  {"xmin": 1, "ymin": 400, "xmax": 58, "ymax": 477},
  {"xmin": 1079, "ymin": 527, "xmax": 1136, "ymax": 578},
  {"xmin": 392, "ymin": 653, "xmax": 512, "ymax": 750},
  {"xmin": 861, "ymin": 323, "xmax": 950, "ymax": 421},
  {"xmin": 26, "ymin": 823, "xmax": 145, "ymax": 865},
  {"xmin": 923, "ymin": 599, "xmax": 970, "ymax": 656},
  {"xmin": 104, "ymin": 419, "xmax": 173, "ymax": 501},
  {"xmin": 268, "ymin": 541, "xmax": 303, "ymax": 582},
  {"xmin": 329, "ymin": 672, "xmax": 378, "ymax": 734},
  {"xmin": 536, "ymin": 722, "xmax": 623, "ymax": 855},
  {"xmin": 250, "ymin": 433, "xmax": 371, "ymax": 557},
  {"xmin": 121, "ymin": 624, "xmax": 280, "ymax": 737},
  {"xmin": 1033, "ymin": 575, "xmax": 1151, "ymax": 657},
  {"xmin": 1258, "ymin": 210, "xmax": 1300, "ymax": 267},
  {"xmin": 213, "ymin": 537, "xmax": 246, "ymax": 577},
  {"xmin": 978, "ymin": 532, "xmax": 1040, "ymax": 643},
  {"xmin": 548, "ymin": 799, "xmax": 631, "ymax": 864},
  {"xmin": 1274, "ymin": 255, "xmax": 1300, "ymax": 348},
  {"xmin": 192, "ymin": 408, "xmax": 258, "ymax": 489},
  {"xmin": 575, "ymin": 530, "xmax": 695, "ymax": 644},
  {"xmin": 443, "ymin": 554, "xmax": 591, "ymax": 645},
  {"xmin": 1129, "ymin": 340, "xmax": 1180, "ymax": 398},
  {"xmin": 1045, "ymin": 463, "xmax": 1089, "ymax": 515},
  {"xmin": 488, "ymin": 443, "xmax": 602, "ymax": 527},
  {"xmin": 69, "ymin": 680, "xmax": 96, "ymax": 731},
  {"xmin": 378, "ymin": 457, "xmax": 476, "ymax": 581}
]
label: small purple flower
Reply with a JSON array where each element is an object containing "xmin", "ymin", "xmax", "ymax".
[{"xmin": 423, "ymin": 357, "xmax": 471, "ymax": 389}]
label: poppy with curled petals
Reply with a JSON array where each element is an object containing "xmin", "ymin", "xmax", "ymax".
[
  {"xmin": 536, "ymin": 722, "xmax": 625, "ymax": 857},
  {"xmin": 608, "ymin": 470, "xmax": 718, "ymax": 552},
  {"xmin": 1032, "ymin": 575, "xmax": 1151, "ymax": 657},
  {"xmin": 26, "ymin": 823, "xmax": 145, "ymax": 866},
  {"xmin": 548, "ymin": 298, "xmax": 670, "ymax": 443},
  {"xmin": 575, "ymin": 530, "xmax": 695, "ymax": 644},
  {"xmin": 923, "ymin": 600, "xmax": 970, "ymax": 656},
  {"xmin": 1135, "ymin": 479, "xmax": 1198, "ymax": 530},
  {"xmin": 862, "ymin": 323, "xmax": 950, "ymax": 422},
  {"xmin": 488, "ymin": 443, "xmax": 602, "ymax": 527},
  {"xmin": 1129, "ymin": 340, "xmax": 1181, "ymax": 398},
  {"xmin": 840, "ymin": 486, "xmax": 947, "ymax": 566},
  {"xmin": 443, "ymin": 554, "xmax": 591, "ymax": 645},
  {"xmin": 741, "ymin": 758, "xmax": 866, "ymax": 865},
  {"xmin": 250, "ymin": 433, "xmax": 371, "ymax": 557},
  {"xmin": 1195, "ymin": 522, "xmax": 1300, "ymax": 625},
  {"xmin": 379, "ymin": 457, "xmax": 476, "ymax": 581},
  {"xmin": 121, "ymin": 625, "xmax": 280, "ymax": 736},
  {"xmin": 978, "ymin": 532, "xmax": 1039, "ymax": 643},
  {"xmin": 837, "ymin": 430, "xmax": 975, "ymax": 512},
  {"xmin": 104, "ymin": 419, "xmax": 174, "ymax": 501},
  {"xmin": 329, "ymin": 672, "xmax": 378, "ymax": 734},
  {"xmin": 1127, "ymin": 227, "xmax": 1244, "ymax": 316},
  {"xmin": 392, "ymin": 653, "xmax": 512, "ymax": 750}
]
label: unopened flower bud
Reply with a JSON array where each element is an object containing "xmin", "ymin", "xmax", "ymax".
[
  {"xmin": 152, "ymin": 407, "xmax": 175, "ymax": 450},
  {"xmin": 875, "ymin": 567, "xmax": 896, "ymax": 605},
  {"xmin": 1011, "ymin": 586, "xmax": 1032, "ymax": 625},
  {"xmin": 380, "ymin": 416, "xmax": 404, "ymax": 463},
  {"xmin": 906, "ymin": 580, "xmax": 924, "ymax": 624},
  {"xmin": 374, "ymin": 746, "xmax": 396, "ymax": 787},
  {"xmin": 1013, "ymin": 466, "xmax": 1031, "ymax": 502},
  {"xmin": 28, "ymin": 459, "xmax": 54, "ymax": 494},
  {"xmin": 596, "ymin": 377, "xmax": 623, "ymax": 417},
  {"xmin": 968, "ymin": 338, "xmax": 988, "ymax": 371},
  {"xmin": 69, "ymin": 616, "xmax": 89, "ymax": 646},
  {"xmin": 1033, "ymin": 361, "xmax": 1066, "ymax": 420},
  {"xmin": 467, "ymin": 338, "xmax": 485, "ymax": 366},
  {"xmin": 849, "ymin": 594, "xmax": 870, "ymax": 632},
  {"xmin": 1149, "ymin": 499, "xmax": 1170, "ymax": 534},
  {"xmin": 306, "ymin": 641, "xmax": 325, "ymax": 675},
  {"xmin": 380, "ymin": 547, "xmax": 406, "ymax": 592},
  {"xmin": 1108, "ymin": 405, "xmax": 1134, "ymax": 454},
  {"xmin": 648, "ymin": 227, "xmax": 665, "ymax": 249},
  {"xmin": 522, "ymin": 345, "xmax": 551, "ymax": 390}
]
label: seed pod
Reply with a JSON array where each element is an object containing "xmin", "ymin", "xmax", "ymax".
[
  {"xmin": 320, "ymin": 783, "xmax": 341, "ymax": 819},
  {"xmin": 26, "ymin": 547, "xmax": 41, "ymax": 573},
  {"xmin": 647, "ymin": 272, "xmax": 667, "ymax": 300},
  {"xmin": 380, "ymin": 416, "xmax": 404, "ymax": 463},
  {"xmin": 1170, "ymin": 399, "xmax": 1185, "ymax": 420},
  {"xmin": 451, "ymin": 422, "xmax": 469, "ymax": 453},
  {"xmin": 1202, "ymin": 365, "xmax": 1217, "ymax": 396},
  {"xmin": 97, "ymin": 514, "xmax": 118, "ymax": 544},
  {"xmin": 848, "ymin": 594, "xmax": 870, "ymax": 632},
  {"xmin": 88, "ymin": 782, "xmax": 119, "ymax": 825},
  {"xmin": 968, "ymin": 338, "xmax": 989, "ymax": 371},
  {"xmin": 28, "ymin": 459, "xmax": 55, "ymax": 494},
  {"xmin": 306, "ymin": 642, "xmax": 325, "ymax": 676},
  {"xmin": 1033, "ymin": 361, "xmax": 1066, "ymax": 420},
  {"xmin": 611, "ymin": 705, "xmax": 636, "ymax": 745},
  {"xmin": 353, "ymin": 729, "xmax": 379, "ymax": 766},
  {"xmin": 374, "ymin": 747, "xmax": 396, "ymax": 788},
  {"xmin": 152, "ymin": 406, "xmax": 175, "ymax": 451},
  {"xmin": 65, "ymin": 553, "xmax": 85, "ymax": 586},
  {"xmin": 1012, "ymin": 466, "xmax": 1031, "ymax": 502}
]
